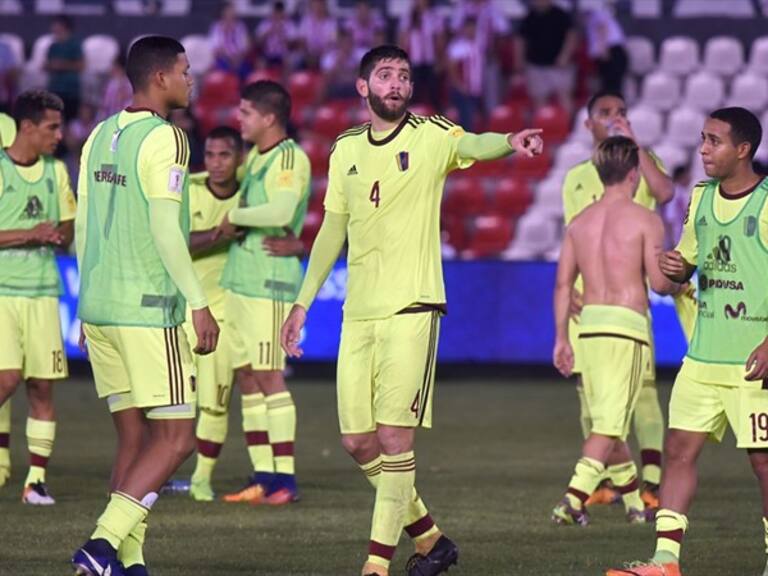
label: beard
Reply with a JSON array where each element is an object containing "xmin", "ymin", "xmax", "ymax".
[{"xmin": 368, "ymin": 91, "xmax": 411, "ymax": 122}]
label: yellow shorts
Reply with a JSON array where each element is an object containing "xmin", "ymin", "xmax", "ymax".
[
  {"xmin": 226, "ymin": 292, "xmax": 290, "ymax": 372},
  {"xmin": 183, "ymin": 318, "xmax": 233, "ymax": 413},
  {"xmin": 337, "ymin": 309, "xmax": 440, "ymax": 434},
  {"xmin": 579, "ymin": 305, "xmax": 650, "ymax": 440},
  {"xmin": 84, "ymin": 323, "xmax": 196, "ymax": 419},
  {"xmin": 669, "ymin": 372, "xmax": 768, "ymax": 449},
  {"xmin": 0, "ymin": 296, "xmax": 67, "ymax": 379}
]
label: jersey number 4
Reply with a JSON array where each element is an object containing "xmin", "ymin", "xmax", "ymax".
[{"xmin": 370, "ymin": 181, "xmax": 381, "ymax": 208}]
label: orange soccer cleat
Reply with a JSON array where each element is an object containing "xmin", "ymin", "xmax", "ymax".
[{"xmin": 606, "ymin": 561, "xmax": 682, "ymax": 576}]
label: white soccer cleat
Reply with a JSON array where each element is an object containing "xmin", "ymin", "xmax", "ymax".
[{"xmin": 22, "ymin": 481, "xmax": 56, "ymax": 505}]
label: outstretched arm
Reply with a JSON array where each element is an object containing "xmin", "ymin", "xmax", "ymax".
[{"xmin": 457, "ymin": 129, "xmax": 544, "ymax": 162}]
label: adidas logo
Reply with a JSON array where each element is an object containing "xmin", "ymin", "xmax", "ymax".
[
  {"xmin": 697, "ymin": 215, "xmax": 708, "ymax": 226},
  {"xmin": 347, "ymin": 165, "xmax": 358, "ymax": 176},
  {"xmin": 193, "ymin": 210, "xmax": 203, "ymax": 219},
  {"xmin": 575, "ymin": 183, "xmax": 583, "ymax": 191},
  {"xmin": 5, "ymin": 185, "xmax": 14, "ymax": 194}
]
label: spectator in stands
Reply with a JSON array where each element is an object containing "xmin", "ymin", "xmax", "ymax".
[
  {"xmin": 343, "ymin": 0, "xmax": 386, "ymax": 52},
  {"xmin": 0, "ymin": 38, "xmax": 18, "ymax": 112},
  {"xmin": 209, "ymin": 1, "xmax": 252, "ymax": 81},
  {"xmin": 98, "ymin": 54, "xmax": 132, "ymax": 121},
  {"xmin": 448, "ymin": 17, "xmax": 486, "ymax": 131},
  {"xmin": 662, "ymin": 164, "xmax": 692, "ymax": 249},
  {"xmin": 515, "ymin": 0, "xmax": 578, "ymax": 114},
  {"xmin": 297, "ymin": 0, "xmax": 338, "ymax": 70},
  {"xmin": 584, "ymin": 5, "xmax": 628, "ymax": 93},
  {"xmin": 398, "ymin": 0, "xmax": 446, "ymax": 109},
  {"xmin": 255, "ymin": 1, "xmax": 297, "ymax": 70},
  {"xmin": 45, "ymin": 14, "xmax": 84, "ymax": 121},
  {"xmin": 320, "ymin": 29, "xmax": 364, "ymax": 101}
]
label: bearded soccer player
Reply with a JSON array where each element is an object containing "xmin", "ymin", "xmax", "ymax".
[
  {"xmin": 607, "ymin": 109, "xmax": 768, "ymax": 576},
  {"xmin": 552, "ymin": 136, "xmax": 679, "ymax": 528},
  {"xmin": 562, "ymin": 90, "xmax": 675, "ymax": 508},
  {"xmin": 182, "ymin": 126, "xmax": 304, "ymax": 502},
  {"xmin": 72, "ymin": 36, "xmax": 218, "ymax": 575},
  {"xmin": 280, "ymin": 45, "xmax": 543, "ymax": 576},
  {"xmin": 0, "ymin": 90, "xmax": 76, "ymax": 505}
]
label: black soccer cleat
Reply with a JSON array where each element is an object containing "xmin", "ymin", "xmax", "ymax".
[{"xmin": 405, "ymin": 536, "xmax": 459, "ymax": 576}]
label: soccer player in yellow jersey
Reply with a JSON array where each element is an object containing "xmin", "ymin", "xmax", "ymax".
[
  {"xmin": 72, "ymin": 36, "xmax": 218, "ymax": 576},
  {"xmin": 562, "ymin": 91, "xmax": 674, "ymax": 509},
  {"xmin": 608, "ymin": 109, "xmax": 768, "ymax": 576},
  {"xmin": 218, "ymin": 81, "xmax": 311, "ymax": 506},
  {"xmin": 0, "ymin": 91, "xmax": 76, "ymax": 505},
  {"xmin": 181, "ymin": 126, "xmax": 303, "ymax": 501},
  {"xmin": 281, "ymin": 45, "xmax": 543, "ymax": 576}
]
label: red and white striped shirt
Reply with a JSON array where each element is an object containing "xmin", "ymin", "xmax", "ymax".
[{"xmin": 448, "ymin": 36, "xmax": 485, "ymax": 96}]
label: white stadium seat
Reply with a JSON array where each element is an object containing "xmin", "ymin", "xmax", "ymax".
[
  {"xmin": 651, "ymin": 143, "xmax": 689, "ymax": 173},
  {"xmin": 626, "ymin": 36, "xmax": 655, "ymax": 76},
  {"xmin": 502, "ymin": 212, "xmax": 559, "ymax": 261},
  {"xmin": 726, "ymin": 73, "xmax": 768, "ymax": 112},
  {"xmin": 702, "ymin": 36, "xmax": 744, "ymax": 77},
  {"xmin": 628, "ymin": 106, "xmax": 663, "ymax": 146},
  {"xmin": 180, "ymin": 34, "xmax": 214, "ymax": 76},
  {"xmin": 631, "ymin": 0, "xmax": 662, "ymax": 18},
  {"xmin": 674, "ymin": 0, "xmax": 754, "ymax": 17},
  {"xmin": 569, "ymin": 107, "xmax": 592, "ymax": 144},
  {"xmin": 683, "ymin": 71, "xmax": 725, "ymax": 112},
  {"xmin": 666, "ymin": 107, "xmax": 706, "ymax": 148},
  {"xmin": 748, "ymin": 37, "xmax": 768, "ymax": 76},
  {"xmin": 0, "ymin": 33, "xmax": 23, "ymax": 67},
  {"xmin": 659, "ymin": 36, "xmax": 699, "ymax": 76},
  {"xmin": 554, "ymin": 141, "xmax": 592, "ymax": 170},
  {"xmin": 641, "ymin": 71, "xmax": 681, "ymax": 111},
  {"xmin": 83, "ymin": 35, "xmax": 119, "ymax": 75}
]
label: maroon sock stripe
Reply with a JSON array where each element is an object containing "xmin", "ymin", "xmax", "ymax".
[
  {"xmin": 616, "ymin": 477, "xmax": 639, "ymax": 495},
  {"xmin": 382, "ymin": 460, "xmax": 417, "ymax": 471},
  {"xmin": 0, "ymin": 433, "xmax": 9, "ymax": 448},
  {"xmin": 198, "ymin": 439, "xmax": 223, "ymax": 458},
  {"xmin": 567, "ymin": 488, "xmax": 590, "ymax": 505},
  {"xmin": 657, "ymin": 529, "xmax": 685, "ymax": 543},
  {"xmin": 30, "ymin": 453, "xmax": 49, "ymax": 468},
  {"xmin": 272, "ymin": 441, "xmax": 294, "ymax": 456},
  {"xmin": 368, "ymin": 540, "xmax": 396, "ymax": 560},
  {"xmin": 365, "ymin": 465, "xmax": 383, "ymax": 477},
  {"xmin": 163, "ymin": 328, "xmax": 176, "ymax": 405},
  {"xmin": 641, "ymin": 449, "xmax": 662, "ymax": 468},
  {"xmin": 405, "ymin": 514, "xmax": 435, "ymax": 538},
  {"xmin": 245, "ymin": 431, "xmax": 270, "ymax": 446}
]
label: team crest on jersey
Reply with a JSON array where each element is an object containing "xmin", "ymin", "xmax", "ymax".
[
  {"xmin": 396, "ymin": 151, "xmax": 409, "ymax": 172},
  {"xmin": 744, "ymin": 215, "xmax": 758, "ymax": 237},
  {"xmin": 23, "ymin": 195, "xmax": 43, "ymax": 219}
]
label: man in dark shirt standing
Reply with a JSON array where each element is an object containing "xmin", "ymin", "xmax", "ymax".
[
  {"xmin": 515, "ymin": 0, "xmax": 577, "ymax": 114},
  {"xmin": 45, "ymin": 15, "xmax": 83, "ymax": 121}
]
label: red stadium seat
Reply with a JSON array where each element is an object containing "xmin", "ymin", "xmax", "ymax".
[
  {"xmin": 310, "ymin": 178, "xmax": 327, "ymax": 212},
  {"xmin": 441, "ymin": 215, "xmax": 468, "ymax": 252},
  {"xmin": 300, "ymin": 210, "xmax": 323, "ymax": 249},
  {"xmin": 410, "ymin": 103, "xmax": 436, "ymax": 117},
  {"xmin": 488, "ymin": 104, "xmax": 526, "ymax": 134},
  {"xmin": 302, "ymin": 137, "xmax": 331, "ymax": 177},
  {"xmin": 443, "ymin": 177, "xmax": 486, "ymax": 216},
  {"xmin": 195, "ymin": 101, "xmax": 239, "ymax": 137},
  {"xmin": 463, "ymin": 215, "xmax": 514, "ymax": 258},
  {"xmin": 532, "ymin": 105, "xmax": 570, "ymax": 143},
  {"xmin": 246, "ymin": 68, "xmax": 282, "ymax": 84},
  {"xmin": 289, "ymin": 71, "xmax": 322, "ymax": 112},
  {"xmin": 490, "ymin": 177, "xmax": 532, "ymax": 217},
  {"xmin": 512, "ymin": 149, "xmax": 552, "ymax": 179},
  {"xmin": 465, "ymin": 156, "xmax": 512, "ymax": 178},
  {"xmin": 311, "ymin": 102, "xmax": 356, "ymax": 139},
  {"xmin": 199, "ymin": 71, "xmax": 240, "ymax": 107}
]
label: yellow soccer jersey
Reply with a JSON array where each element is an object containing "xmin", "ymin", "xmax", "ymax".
[
  {"xmin": 78, "ymin": 109, "xmax": 190, "ymax": 204},
  {"xmin": 0, "ymin": 112, "xmax": 16, "ymax": 147},
  {"xmin": 188, "ymin": 175, "xmax": 240, "ymax": 319},
  {"xmin": 0, "ymin": 156, "xmax": 76, "ymax": 221},
  {"xmin": 324, "ymin": 113, "xmax": 474, "ymax": 320},
  {"xmin": 562, "ymin": 152, "xmax": 666, "ymax": 225},
  {"xmin": 242, "ymin": 138, "xmax": 311, "ymax": 205}
]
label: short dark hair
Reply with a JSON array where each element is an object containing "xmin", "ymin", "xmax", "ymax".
[
  {"xmin": 709, "ymin": 107, "xmax": 763, "ymax": 159},
  {"xmin": 13, "ymin": 90, "xmax": 64, "ymax": 128},
  {"xmin": 241, "ymin": 80, "xmax": 291, "ymax": 128},
  {"xmin": 359, "ymin": 45, "xmax": 411, "ymax": 80},
  {"xmin": 207, "ymin": 125, "xmax": 243, "ymax": 150},
  {"xmin": 52, "ymin": 14, "xmax": 74, "ymax": 31},
  {"xmin": 126, "ymin": 35, "xmax": 186, "ymax": 92},
  {"xmin": 586, "ymin": 90, "xmax": 625, "ymax": 115},
  {"xmin": 593, "ymin": 136, "xmax": 639, "ymax": 186}
]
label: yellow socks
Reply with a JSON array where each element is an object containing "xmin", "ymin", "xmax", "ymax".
[
  {"xmin": 367, "ymin": 452, "xmax": 417, "ymax": 570},
  {"xmin": 608, "ymin": 461, "xmax": 644, "ymax": 512},
  {"xmin": 0, "ymin": 400, "xmax": 10, "ymax": 485},
  {"xmin": 118, "ymin": 520, "xmax": 147, "ymax": 568},
  {"xmin": 192, "ymin": 409, "xmax": 228, "ymax": 483},
  {"xmin": 653, "ymin": 508, "xmax": 688, "ymax": 563},
  {"xmin": 92, "ymin": 492, "xmax": 150, "ymax": 550},
  {"xmin": 266, "ymin": 391, "xmax": 296, "ymax": 475},
  {"xmin": 565, "ymin": 457, "xmax": 605, "ymax": 509},
  {"xmin": 25, "ymin": 417, "xmax": 55, "ymax": 486},
  {"xmin": 242, "ymin": 393, "xmax": 273, "ymax": 474}
]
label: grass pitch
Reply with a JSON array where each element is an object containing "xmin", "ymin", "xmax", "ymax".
[{"xmin": 0, "ymin": 375, "xmax": 762, "ymax": 575}]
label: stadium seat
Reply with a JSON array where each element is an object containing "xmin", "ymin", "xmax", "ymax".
[
  {"xmin": 627, "ymin": 106, "xmax": 663, "ymax": 146},
  {"xmin": 658, "ymin": 36, "xmax": 700, "ymax": 76},
  {"xmin": 674, "ymin": 0, "xmax": 754, "ymax": 17},
  {"xmin": 311, "ymin": 101, "xmax": 356, "ymax": 140},
  {"xmin": 512, "ymin": 148, "xmax": 552, "ymax": 179},
  {"xmin": 409, "ymin": 103, "xmax": 436, "ymax": 117},
  {"xmin": 0, "ymin": 33, "xmax": 23, "ymax": 66},
  {"xmin": 302, "ymin": 137, "xmax": 331, "ymax": 178},
  {"xmin": 288, "ymin": 71, "xmax": 322, "ymax": 114},
  {"xmin": 666, "ymin": 107, "xmax": 706, "ymax": 148},
  {"xmin": 726, "ymin": 72, "xmax": 768, "ymax": 112},
  {"xmin": 531, "ymin": 172, "xmax": 565, "ymax": 218},
  {"xmin": 640, "ymin": 71, "xmax": 681, "ymax": 111},
  {"xmin": 630, "ymin": 0, "xmax": 662, "ymax": 18},
  {"xmin": 180, "ymin": 34, "xmax": 214, "ymax": 76},
  {"xmin": 440, "ymin": 215, "xmax": 468, "ymax": 252},
  {"xmin": 487, "ymin": 104, "xmax": 525, "ymax": 134},
  {"xmin": 554, "ymin": 141, "xmax": 591, "ymax": 170},
  {"xmin": 310, "ymin": 178, "xmax": 327, "ymax": 212},
  {"xmin": 300, "ymin": 209, "xmax": 323, "ymax": 249},
  {"xmin": 532, "ymin": 105, "xmax": 570, "ymax": 143},
  {"xmin": 198, "ymin": 71, "xmax": 240, "ymax": 106},
  {"xmin": 703, "ymin": 36, "xmax": 744, "ymax": 77},
  {"xmin": 443, "ymin": 177, "xmax": 487, "ymax": 216},
  {"xmin": 501, "ymin": 211, "xmax": 559, "ymax": 260},
  {"xmin": 27, "ymin": 33, "xmax": 53, "ymax": 72},
  {"xmin": 462, "ymin": 215, "xmax": 514, "ymax": 259},
  {"xmin": 83, "ymin": 35, "xmax": 119, "ymax": 75},
  {"xmin": 683, "ymin": 71, "xmax": 725, "ymax": 112},
  {"xmin": 569, "ymin": 108, "xmax": 592, "ymax": 144},
  {"xmin": 490, "ymin": 177, "xmax": 532, "ymax": 217},
  {"xmin": 625, "ymin": 36, "xmax": 655, "ymax": 76},
  {"xmin": 651, "ymin": 143, "xmax": 689, "ymax": 173},
  {"xmin": 246, "ymin": 68, "xmax": 282, "ymax": 84},
  {"xmin": 749, "ymin": 37, "xmax": 768, "ymax": 76}
]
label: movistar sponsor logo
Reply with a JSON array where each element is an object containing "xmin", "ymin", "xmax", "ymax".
[
  {"xmin": 698, "ymin": 274, "xmax": 744, "ymax": 292},
  {"xmin": 723, "ymin": 302, "xmax": 768, "ymax": 322},
  {"xmin": 704, "ymin": 235, "xmax": 737, "ymax": 273}
]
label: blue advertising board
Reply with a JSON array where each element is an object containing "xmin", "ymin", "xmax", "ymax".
[{"xmin": 58, "ymin": 256, "xmax": 689, "ymax": 366}]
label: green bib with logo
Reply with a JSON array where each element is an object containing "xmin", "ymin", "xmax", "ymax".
[
  {"xmin": 0, "ymin": 150, "xmax": 62, "ymax": 297},
  {"xmin": 78, "ymin": 114, "xmax": 190, "ymax": 327},
  {"xmin": 220, "ymin": 141, "xmax": 309, "ymax": 302},
  {"xmin": 688, "ymin": 178, "xmax": 768, "ymax": 364}
]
